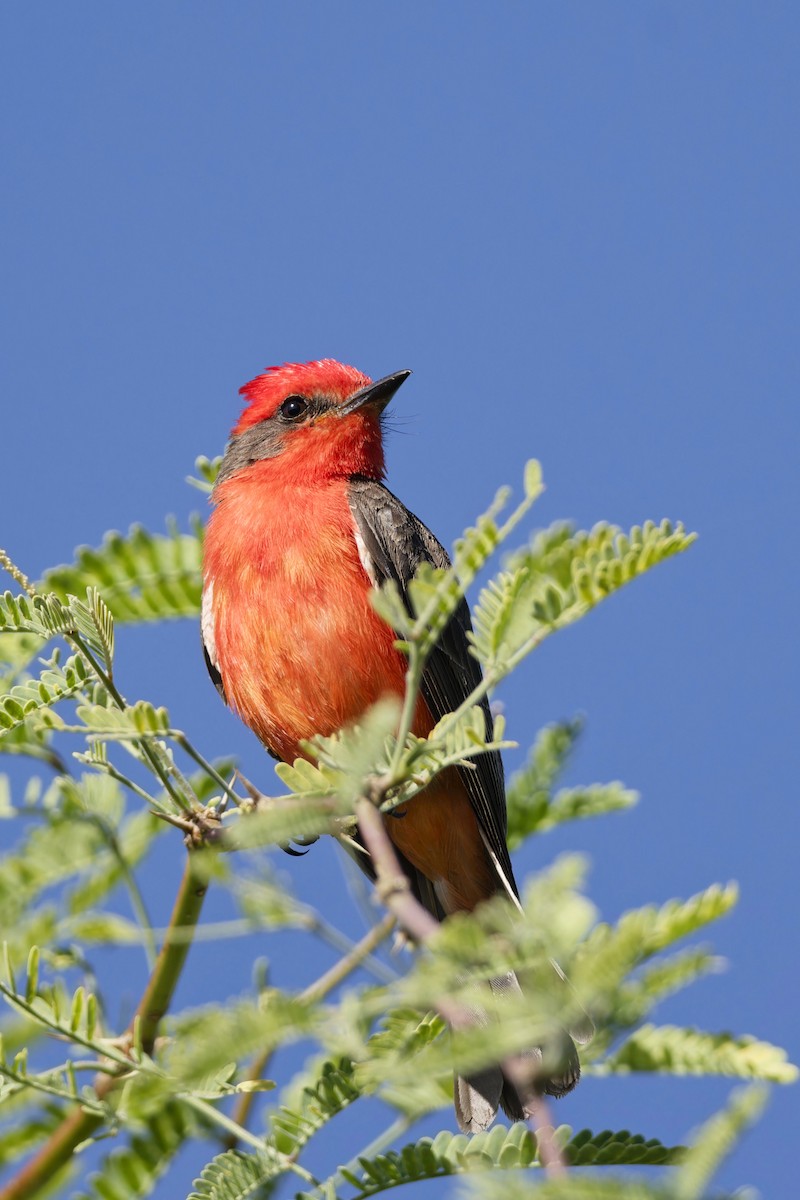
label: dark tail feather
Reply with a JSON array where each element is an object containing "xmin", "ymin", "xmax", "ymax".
[
  {"xmin": 453, "ymin": 972, "xmax": 582, "ymax": 1133},
  {"xmin": 499, "ymin": 1030, "xmax": 581, "ymax": 1123},
  {"xmin": 454, "ymin": 1067, "xmax": 504, "ymax": 1134}
]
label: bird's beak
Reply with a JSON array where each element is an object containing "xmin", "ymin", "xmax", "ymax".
[{"xmin": 340, "ymin": 370, "xmax": 411, "ymax": 416}]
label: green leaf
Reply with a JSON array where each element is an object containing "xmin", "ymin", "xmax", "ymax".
[
  {"xmin": 142, "ymin": 994, "xmax": 320, "ymax": 1106},
  {"xmin": 608, "ymin": 948, "xmax": 722, "ymax": 1033},
  {"xmin": 85, "ymin": 586, "xmax": 115, "ymax": 672},
  {"xmin": 408, "ymin": 467, "xmax": 543, "ymax": 657},
  {"xmin": 0, "ymin": 653, "xmax": 90, "ymax": 738},
  {"xmin": 0, "ymin": 592, "xmax": 51, "ymax": 639},
  {"xmin": 0, "ymin": 1102, "xmax": 64, "ymax": 1168},
  {"xmin": 388, "ymin": 704, "xmax": 513, "ymax": 813},
  {"xmin": 462, "ymin": 1176, "xmax": 672, "ymax": 1199},
  {"xmin": 65, "ymin": 912, "xmax": 143, "ymax": 945},
  {"xmin": 352, "ymin": 1009, "xmax": 449, "ymax": 1118},
  {"xmin": 577, "ymin": 882, "xmax": 738, "ymax": 985},
  {"xmin": 311, "ymin": 698, "xmax": 400, "ymax": 806},
  {"xmin": 604, "ymin": 1024, "xmax": 798, "ymax": 1082},
  {"xmin": 0, "ymin": 809, "xmax": 112, "ymax": 961},
  {"xmin": 41, "ymin": 522, "xmax": 203, "ymax": 624},
  {"xmin": 271, "ymin": 1057, "xmax": 362, "ymax": 1156},
  {"xmin": 72, "ymin": 1101, "xmax": 194, "ymax": 1200},
  {"xmin": 75, "ymin": 699, "xmax": 171, "ymax": 738},
  {"xmin": 337, "ymin": 1123, "xmax": 682, "ymax": 1196},
  {"xmin": 675, "ymin": 1084, "xmax": 769, "ymax": 1200},
  {"xmin": 472, "ymin": 518, "xmax": 696, "ymax": 675},
  {"xmin": 508, "ymin": 780, "xmax": 637, "ymax": 848},
  {"xmin": 565, "ymin": 1127, "xmax": 683, "ymax": 1166},
  {"xmin": 187, "ymin": 1148, "xmax": 284, "ymax": 1200},
  {"xmin": 226, "ymin": 792, "xmax": 339, "ymax": 852},
  {"xmin": 187, "ymin": 455, "xmax": 223, "ymax": 494}
]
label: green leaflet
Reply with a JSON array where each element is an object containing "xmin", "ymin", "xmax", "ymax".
[
  {"xmin": 328, "ymin": 1124, "xmax": 682, "ymax": 1197},
  {"xmin": 472, "ymin": 518, "xmax": 696, "ymax": 674},
  {"xmin": 673, "ymin": 1084, "xmax": 768, "ymax": 1200},
  {"xmin": 603, "ymin": 1024, "xmax": 798, "ymax": 1083},
  {"xmin": 270, "ymin": 1057, "xmax": 362, "ymax": 1157},
  {"xmin": 72, "ymin": 1102, "xmax": 194, "ymax": 1200},
  {"xmin": 0, "ymin": 653, "xmax": 90, "ymax": 736},
  {"xmin": 41, "ymin": 521, "xmax": 204, "ymax": 624},
  {"xmin": 187, "ymin": 1148, "xmax": 285, "ymax": 1200}
]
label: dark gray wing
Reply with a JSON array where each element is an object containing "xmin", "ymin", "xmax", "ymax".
[
  {"xmin": 347, "ymin": 476, "xmax": 517, "ymax": 896},
  {"xmin": 202, "ymin": 641, "xmax": 226, "ymax": 702}
]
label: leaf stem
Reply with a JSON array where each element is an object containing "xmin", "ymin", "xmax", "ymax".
[
  {"xmin": 300, "ymin": 912, "xmax": 396, "ymax": 1005},
  {"xmin": 68, "ymin": 630, "xmax": 189, "ymax": 812},
  {"xmin": 327, "ymin": 1114, "xmax": 412, "ymax": 1196},
  {"xmin": 173, "ymin": 732, "xmax": 240, "ymax": 806},
  {"xmin": 387, "ymin": 650, "xmax": 424, "ymax": 781}
]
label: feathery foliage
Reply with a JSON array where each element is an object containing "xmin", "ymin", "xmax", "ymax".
[
  {"xmin": 186, "ymin": 1149, "xmax": 285, "ymax": 1200},
  {"xmin": 72, "ymin": 1103, "xmax": 195, "ymax": 1200},
  {"xmin": 41, "ymin": 522, "xmax": 203, "ymax": 624},
  {"xmin": 0, "ymin": 459, "xmax": 790, "ymax": 1200},
  {"xmin": 603, "ymin": 1023, "xmax": 797, "ymax": 1082},
  {"xmin": 340, "ymin": 1124, "xmax": 684, "ymax": 1196}
]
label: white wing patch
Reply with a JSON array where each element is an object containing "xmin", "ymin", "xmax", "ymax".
[
  {"xmin": 353, "ymin": 526, "xmax": 379, "ymax": 587},
  {"xmin": 479, "ymin": 828, "xmax": 524, "ymax": 914},
  {"xmin": 201, "ymin": 580, "xmax": 220, "ymax": 671}
]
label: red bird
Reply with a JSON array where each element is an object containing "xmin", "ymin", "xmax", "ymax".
[{"xmin": 201, "ymin": 360, "xmax": 581, "ymax": 1130}]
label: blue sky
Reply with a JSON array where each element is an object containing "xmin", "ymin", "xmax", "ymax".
[{"xmin": 1, "ymin": 2, "xmax": 798, "ymax": 1196}]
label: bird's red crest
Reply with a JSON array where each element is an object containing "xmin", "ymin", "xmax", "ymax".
[{"xmin": 234, "ymin": 360, "xmax": 371, "ymax": 435}]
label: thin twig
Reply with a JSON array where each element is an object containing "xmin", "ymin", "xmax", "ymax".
[
  {"xmin": 300, "ymin": 912, "xmax": 396, "ymax": 1005},
  {"xmin": 302, "ymin": 911, "xmax": 398, "ymax": 985},
  {"xmin": 325, "ymin": 1113, "xmax": 412, "ymax": 1197},
  {"xmin": 173, "ymin": 732, "xmax": 241, "ymax": 807}
]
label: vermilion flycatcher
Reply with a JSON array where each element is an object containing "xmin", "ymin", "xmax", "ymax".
[{"xmin": 201, "ymin": 360, "xmax": 581, "ymax": 1130}]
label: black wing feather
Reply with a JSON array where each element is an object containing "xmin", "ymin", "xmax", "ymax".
[
  {"xmin": 348, "ymin": 476, "xmax": 517, "ymax": 896},
  {"xmin": 202, "ymin": 641, "xmax": 226, "ymax": 702}
]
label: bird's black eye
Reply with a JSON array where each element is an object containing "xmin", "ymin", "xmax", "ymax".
[{"xmin": 279, "ymin": 395, "xmax": 309, "ymax": 421}]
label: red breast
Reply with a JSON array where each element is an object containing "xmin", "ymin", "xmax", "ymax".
[{"xmin": 204, "ymin": 468, "xmax": 412, "ymax": 761}]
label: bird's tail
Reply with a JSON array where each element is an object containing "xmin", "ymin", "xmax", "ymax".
[{"xmin": 453, "ymin": 970, "xmax": 584, "ymax": 1135}]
